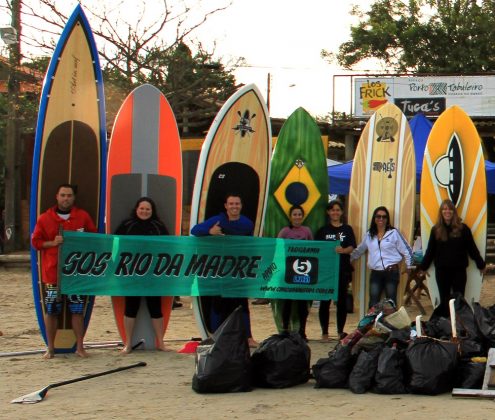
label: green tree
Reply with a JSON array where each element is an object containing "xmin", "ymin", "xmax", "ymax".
[
  {"xmin": 323, "ymin": 0, "xmax": 495, "ymax": 73},
  {"xmin": 5, "ymin": 0, "xmax": 240, "ymax": 135},
  {"xmin": 147, "ymin": 42, "xmax": 237, "ymax": 135}
]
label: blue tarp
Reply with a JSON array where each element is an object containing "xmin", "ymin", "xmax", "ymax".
[
  {"xmin": 410, "ymin": 114, "xmax": 433, "ymax": 189},
  {"xmin": 328, "ymin": 114, "xmax": 495, "ymax": 195}
]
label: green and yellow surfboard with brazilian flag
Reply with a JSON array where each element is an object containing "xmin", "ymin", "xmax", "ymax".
[{"xmin": 264, "ymin": 107, "xmax": 329, "ymax": 332}]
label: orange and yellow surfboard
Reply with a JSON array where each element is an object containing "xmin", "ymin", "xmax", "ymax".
[{"xmin": 420, "ymin": 105, "xmax": 486, "ymax": 307}]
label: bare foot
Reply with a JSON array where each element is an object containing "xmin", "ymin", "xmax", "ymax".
[
  {"xmin": 120, "ymin": 346, "xmax": 132, "ymax": 354},
  {"xmin": 320, "ymin": 334, "xmax": 330, "ymax": 342},
  {"xmin": 76, "ymin": 348, "xmax": 89, "ymax": 358},
  {"xmin": 42, "ymin": 350, "xmax": 55, "ymax": 359},
  {"xmin": 248, "ymin": 338, "xmax": 258, "ymax": 348},
  {"xmin": 157, "ymin": 343, "xmax": 173, "ymax": 352}
]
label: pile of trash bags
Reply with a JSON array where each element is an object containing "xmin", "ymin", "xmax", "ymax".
[
  {"xmin": 313, "ymin": 296, "xmax": 492, "ymax": 395},
  {"xmin": 192, "ymin": 296, "xmax": 495, "ymax": 394},
  {"xmin": 192, "ymin": 306, "xmax": 311, "ymax": 393}
]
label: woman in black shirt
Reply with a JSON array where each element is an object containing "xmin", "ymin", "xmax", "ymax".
[
  {"xmin": 115, "ymin": 197, "xmax": 169, "ymax": 353},
  {"xmin": 315, "ymin": 200, "xmax": 356, "ymax": 340},
  {"xmin": 419, "ymin": 199, "xmax": 486, "ymax": 317}
]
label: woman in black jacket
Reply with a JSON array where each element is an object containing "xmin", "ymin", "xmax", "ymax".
[
  {"xmin": 115, "ymin": 197, "xmax": 169, "ymax": 353},
  {"xmin": 418, "ymin": 199, "xmax": 486, "ymax": 317}
]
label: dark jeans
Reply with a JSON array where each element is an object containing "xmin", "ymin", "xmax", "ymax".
[
  {"xmin": 319, "ymin": 271, "xmax": 352, "ymax": 335},
  {"xmin": 369, "ymin": 269, "xmax": 399, "ymax": 308},
  {"xmin": 209, "ymin": 297, "xmax": 252, "ymax": 338}
]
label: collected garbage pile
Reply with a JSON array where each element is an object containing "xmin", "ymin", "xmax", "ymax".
[
  {"xmin": 314, "ymin": 296, "xmax": 495, "ymax": 395},
  {"xmin": 192, "ymin": 298, "xmax": 495, "ymax": 395},
  {"xmin": 192, "ymin": 306, "xmax": 311, "ymax": 393}
]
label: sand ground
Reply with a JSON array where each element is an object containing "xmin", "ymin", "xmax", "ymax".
[{"xmin": 1, "ymin": 266, "xmax": 495, "ymax": 419}]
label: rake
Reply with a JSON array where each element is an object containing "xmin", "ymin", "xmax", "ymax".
[{"xmin": 11, "ymin": 361, "xmax": 146, "ymax": 404}]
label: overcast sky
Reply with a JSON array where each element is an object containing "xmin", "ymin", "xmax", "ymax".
[{"xmin": 2, "ymin": 0, "xmax": 379, "ymax": 118}]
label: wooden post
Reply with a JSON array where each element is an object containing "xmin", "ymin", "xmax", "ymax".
[{"xmin": 3, "ymin": 0, "xmax": 22, "ymax": 252}]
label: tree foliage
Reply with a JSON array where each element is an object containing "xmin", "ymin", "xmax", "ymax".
[
  {"xmin": 0, "ymin": 0, "xmax": 240, "ymax": 135},
  {"xmin": 323, "ymin": 0, "xmax": 495, "ymax": 73}
]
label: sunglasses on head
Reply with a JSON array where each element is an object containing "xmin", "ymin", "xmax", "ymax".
[{"xmin": 375, "ymin": 214, "xmax": 387, "ymax": 219}]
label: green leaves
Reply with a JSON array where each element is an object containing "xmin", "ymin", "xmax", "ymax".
[{"xmin": 328, "ymin": 0, "xmax": 495, "ymax": 73}]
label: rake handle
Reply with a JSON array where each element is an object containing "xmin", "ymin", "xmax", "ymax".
[{"xmin": 47, "ymin": 361, "xmax": 146, "ymax": 391}]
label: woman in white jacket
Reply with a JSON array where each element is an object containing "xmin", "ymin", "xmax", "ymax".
[{"xmin": 351, "ymin": 206, "xmax": 413, "ymax": 307}]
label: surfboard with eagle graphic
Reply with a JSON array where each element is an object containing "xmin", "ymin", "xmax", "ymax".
[{"xmin": 420, "ymin": 105, "xmax": 487, "ymax": 307}]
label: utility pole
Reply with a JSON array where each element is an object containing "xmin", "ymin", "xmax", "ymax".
[
  {"xmin": 4, "ymin": 0, "xmax": 22, "ymax": 251},
  {"xmin": 266, "ymin": 73, "xmax": 271, "ymax": 112}
]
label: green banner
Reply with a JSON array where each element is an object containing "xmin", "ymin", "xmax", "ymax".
[{"xmin": 60, "ymin": 231, "xmax": 340, "ymax": 300}]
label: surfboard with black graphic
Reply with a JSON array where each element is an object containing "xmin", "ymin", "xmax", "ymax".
[
  {"xmin": 420, "ymin": 105, "xmax": 486, "ymax": 307},
  {"xmin": 29, "ymin": 5, "xmax": 106, "ymax": 352},
  {"xmin": 189, "ymin": 84, "xmax": 271, "ymax": 338},
  {"xmin": 348, "ymin": 102, "xmax": 415, "ymax": 317}
]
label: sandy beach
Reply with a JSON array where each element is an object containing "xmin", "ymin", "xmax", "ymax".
[{"xmin": 2, "ymin": 265, "xmax": 495, "ymax": 419}]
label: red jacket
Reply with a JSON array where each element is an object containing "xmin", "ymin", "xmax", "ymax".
[{"xmin": 31, "ymin": 206, "xmax": 96, "ymax": 285}]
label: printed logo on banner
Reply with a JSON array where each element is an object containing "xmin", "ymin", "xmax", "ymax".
[{"xmin": 285, "ymin": 256, "xmax": 318, "ymax": 285}]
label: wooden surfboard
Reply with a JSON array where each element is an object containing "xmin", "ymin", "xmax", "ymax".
[
  {"xmin": 29, "ymin": 5, "xmax": 106, "ymax": 352},
  {"xmin": 107, "ymin": 84, "xmax": 182, "ymax": 350},
  {"xmin": 264, "ymin": 107, "xmax": 328, "ymax": 332},
  {"xmin": 348, "ymin": 102, "xmax": 415, "ymax": 317},
  {"xmin": 189, "ymin": 84, "xmax": 271, "ymax": 339},
  {"xmin": 420, "ymin": 105, "xmax": 486, "ymax": 307}
]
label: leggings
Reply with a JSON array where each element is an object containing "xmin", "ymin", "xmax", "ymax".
[
  {"xmin": 124, "ymin": 296, "xmax": 162, "ymax": 319},
  {"xmin": 434, "ymin": 267, "xmax": 467, "ymax": 318},
  {"xmin": 319, "ymin": 271, "xmax": 352, "ymax": 335},
  {"xmin": 281, "ymin": 299, "xmax": 309, "ymax": 337}
]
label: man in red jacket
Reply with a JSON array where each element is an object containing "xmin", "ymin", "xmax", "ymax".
[{"xmin": 31, "ymin": 184, "xmax": 96, "ymax": 359}]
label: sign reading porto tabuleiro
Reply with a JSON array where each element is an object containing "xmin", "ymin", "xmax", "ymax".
[{"xmin": 354, "ymin": 76, "xmax": 494, "ymax": 117}]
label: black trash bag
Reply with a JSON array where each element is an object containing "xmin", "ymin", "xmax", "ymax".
[
  {"xmin": 473, "ymin": 303, "xmax": 495, "ymax": 349},
  {"xmin": 423, "ymin": 316, "xmax": 452, "ymax": 340},
  {"xmin": 251, "ymin": 332, "xmax": 310, "ymax": 388},
  {"xmin": 458, "ymin": 338, "xmax": 484, "ymax": 358},
  {"xmin": 454, "ymin": 295, "xmax": 484, "ymax": 357},
  {"xmin": 406, "ymin": 338, "xmax": 458, "ymax": 395},
  {"xmin": 386, "ymin": 329, "xmax": 411, "ymax": 350},
  {"xmin": 312, "ymin": 344, "xmax": 355, "ymax": 388},
  {"xmin": 373, "ymin": 346, "xmax": 408, "ymax": 394},
  {"xmin": 349, "ymin": 346, "xmax": 382, "ymax": 394},
  {"xmin": 455, "ymin": 360, "xmax": 486, "ymax": 389},
  {"xmin": 192, "ymin": 306, "xmax": 251, "ymax": 393}
]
